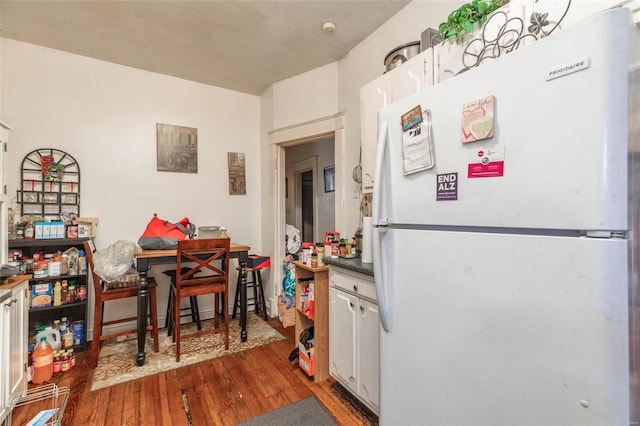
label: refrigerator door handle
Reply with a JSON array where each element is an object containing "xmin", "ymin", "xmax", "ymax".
[
  {"xmin": 373, "ymin": 120, "xmax": 392, "ymax": 332},
  {"xmin": 373, "ymin": 225, "xmax": 392, "ymax": 332},
  {"xmin": 372, "ymin": 120, "xmax": 388, "ymax": 227}
]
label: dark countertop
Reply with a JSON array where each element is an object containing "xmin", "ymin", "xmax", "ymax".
[{"xmin": 322, "ymin": 256, "xmax": 374, "ymax": 277}]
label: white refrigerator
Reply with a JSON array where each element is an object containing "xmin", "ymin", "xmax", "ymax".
[{"xmin": 372, "ymin": 7, "xmax": 639, "ymax": 426}]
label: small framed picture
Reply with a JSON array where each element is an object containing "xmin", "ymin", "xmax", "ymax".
[
  {"xmin": 43, "ymin": 193, "xmax": 58, "ymax": 204},
  {"xmin": 156, "ymin": 123, "xmax": 198, "ymax": 173},
  {"xmin": 324, "ymin": 165, "xmax": 335, "ymax": 193},
  {"xmin": 22, "ymin": 192, "xmax": 40, "ymax": 203},
  {"xmin": 62, "ymin": 194, "xmax": 78, "ymax": 204}
]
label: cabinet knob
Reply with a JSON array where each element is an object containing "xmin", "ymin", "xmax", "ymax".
[
  {"xmin": 4, "ymin": 297, "xmax": 17, "ymax": 307},
  {"xmin": 353, "ymin": 285, "xmax": 358, "ymax": 292},
  {"xmin": 360, "ymin": 305, "xmax": 365, "ymax": 312},
  {"xmin": 349, "ymin": 302, "xmax": 354, "ymax": 308}
]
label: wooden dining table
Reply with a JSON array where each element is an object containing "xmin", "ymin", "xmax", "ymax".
[{"xmin": 134, "ymin": 242, "xmax": 251, "ymax": 366}]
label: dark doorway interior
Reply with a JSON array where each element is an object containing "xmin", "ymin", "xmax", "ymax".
[{"xmin": 301, "ymin": 170, "xmax": 313, "ymax": 242}]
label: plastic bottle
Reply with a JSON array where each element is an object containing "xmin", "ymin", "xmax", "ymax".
[
  {"xmin": 35, "ymin": 326, "xmax": 61, "ymax": 351},
  {"xmin": 63, "ymin": 327, "xmax": 74, "ymax": 349},
  {"xmin": 317, "ymin": 244, "xmax": 325, "ymax": 266},
  {"xmin": 27, "ymin": 346, "xmax": 33, "ymax": 383},
  {"xmin": 78, "ymin": 250, "xmax": 87, "ymax": 274},
  {"xmin": 53, "ymin": 281, "xmax": 62, "ymax": 306},
  {"xmin": 32, "ymin": 336, "xmax": 54, "ymax": 384},
  {"xmin": 25, "ymin": 215, "xmax": 35, "ymax": 239}
]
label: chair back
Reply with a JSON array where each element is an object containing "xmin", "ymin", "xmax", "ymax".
[
  {"xmin": 83, "ymin": 240, "xmax": 103, "ymax": 297},
  {"xmin": 176, "ymin": 238, "xmax": 230, "ymax": 290}
]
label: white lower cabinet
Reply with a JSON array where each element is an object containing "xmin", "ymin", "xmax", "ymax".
[
  {"xmin": 0, "ymin": 278, "xmax": 29, "ymax": 425},
  {"xmin": 329, "ymin": 267, "xmax": 379, "ymax": 414}
]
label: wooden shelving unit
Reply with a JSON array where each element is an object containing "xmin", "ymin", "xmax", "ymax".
[
  {"xmin": 293, "ymin": 261, "xmax": 330, "ymax": 382},
  {"xmin": 9, "ymin": 238, "xmax": 91, "ymax": 351}
]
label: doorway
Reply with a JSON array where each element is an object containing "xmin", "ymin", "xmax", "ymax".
[
  {"xmin": 268, "ymin": 112, "xmax": 345, "ymax": 317},
  {"xmin": 285, "ymin": 139, "xmax": 334, "ymax": 245},
  {"xmin": 301, "ymin": 170, "xmax": 314, "ymax": 242}
]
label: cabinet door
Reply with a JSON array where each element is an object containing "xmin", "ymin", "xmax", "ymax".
[
  {"xmin": 389, "ymin": 48, "xmax": 433, "ymax": 103},
  {"xmin": 358, "ymin": 298, "xmax": 380, "ymax": 411},
  {"xmin": 8, "ymin": 282, "xmax": 28, "ymax": 400},
  {"xmin": 0, "ymin": 124, "xmax": 8, "ymax": 265},
  {"xmin": 329, "ymin": 287, "xmax": 358, "ymax": 391},
  {"xmin": 0, "ymin": 294, "xmax": 9, "ymax": 423},
  {"xmin": 360, "ymin": 75, "xmax": 390, "ymax": 192}
]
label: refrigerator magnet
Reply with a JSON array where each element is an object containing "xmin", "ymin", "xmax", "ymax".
[
  {"xmin": 468, "ymin": 147, "xmax": 505, "ymax": 178},
  {"xmin": 462, "ymin": 95, "xmax": 495, "ymax": 143},
  {"xmin": 436, "ymin": 172, "xmax": 458, "ymax": 201},
  {"xmin": 401, "ymin": 105, "xmax": 423, "ymax": 132}
]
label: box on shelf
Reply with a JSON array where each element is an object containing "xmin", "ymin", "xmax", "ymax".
[
  {"xmin": 298, "ymin": 341, "xmax": 315, "ymax": 377},
  {"xmin": 31, "ymin": 283, "xmax": 53, "ymax": 307},
  {"xmin": 247, "ymin": 254, "xmax": 270, "ymax": 269},
  {"xmin": 35, "ymin": 221, "xmax": 65, "ymax": 239},
  {"xmin": 77, "ymin": 217, "xmax": 99, "ymax": 238},
  {"xmin": 299, "ymin": 283, "xmax": 315, "ymax": 319}
]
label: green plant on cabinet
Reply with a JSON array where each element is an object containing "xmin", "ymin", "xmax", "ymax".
[{"xmin": 439, "ymin": 0, "xmax": 510, "ymax": 44}]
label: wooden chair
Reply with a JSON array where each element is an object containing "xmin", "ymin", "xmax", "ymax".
[
  {"xmin": 163, "ymin": 267, "xmax": 202, "ymax": 336},
  {"xmin": 172, "ymin": 237, "xmax": 230, "ymax": 362},
  {"xmin": 84, "ymin": 240, "xmax": 160, "ymax": 369}
]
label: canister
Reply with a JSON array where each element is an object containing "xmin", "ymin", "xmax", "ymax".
[
  {"xmin": 71, "ymin": 320, "xmax": 85, "ymax": 345},
  {"xmin": 48, "ymin": 261, "xmax": 61, "ymax": 277}
]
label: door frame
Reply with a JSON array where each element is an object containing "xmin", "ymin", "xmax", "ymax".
[{"xmin": 268, "ymin": 112, "xmax": 344, "ymax": 317}]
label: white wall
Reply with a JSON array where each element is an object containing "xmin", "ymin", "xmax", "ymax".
[
  {"xmin": 2, "ymin": 39, "xmax": 262, "ymax": 326},
  {"xmin": 271, "ymin": 62, "xmax": 339, "ymax": 130}
]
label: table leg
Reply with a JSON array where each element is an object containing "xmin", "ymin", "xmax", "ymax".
[
  {"xmin": 136, "ymin": 258, "xmax": 150, "ymax": 366},
  {"xmin": 239, "ymin": 260, "xmax": 248, "ymax": 342}
]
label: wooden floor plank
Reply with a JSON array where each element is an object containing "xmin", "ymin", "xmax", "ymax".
[{"xmin": 10, "ymin": 318, "xmax": 377, "ymax": 426}]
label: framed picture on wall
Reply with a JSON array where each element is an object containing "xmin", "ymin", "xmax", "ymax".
[
  {"xmin": 324, "ymin": 165, "xmax": 335, "ymax": 193},
  {"xmin": 228, "ymin": 152, "xmax": 247, "ymax": 195},
  {"xmin": 156, "ymin": 123, "xmax": 198, "ymax": 173}
]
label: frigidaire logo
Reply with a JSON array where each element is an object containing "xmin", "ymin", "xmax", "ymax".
[{"xmin": 546, "ymin": 57, "xmax": 590, "ymax": 81}]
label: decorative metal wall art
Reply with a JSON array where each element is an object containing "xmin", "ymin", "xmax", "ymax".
[{"xmin": 443, "ymin": 0, "xmax": 571, "ymax": 78}]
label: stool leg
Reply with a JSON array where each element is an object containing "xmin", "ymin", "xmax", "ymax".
[
  {"xmin": 232, "ymin": 273, "xmax": 241, "ymax": 319},
  {"xmin": 257, "ymin": 270, "xmax": 268, "ymax": 321},
  {"xmin": 251, "ymin": 271, "xmax": 259, "ymax": 316},
  {"xmin": 190, "ymin": 296, "xmax": 202, "ymax": 330},
  {"xmin": 166, "ymin": 285, "xmax": 174, "ymax": 337}
]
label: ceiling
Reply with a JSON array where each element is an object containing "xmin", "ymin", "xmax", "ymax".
[{"xmin": 0, "ymin": 0, "xmax": 410, "ymax": 95}]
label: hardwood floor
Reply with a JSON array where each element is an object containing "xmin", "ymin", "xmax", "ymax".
[{"xmin": 10, "ymin": 317, "xmax": 378, "ymax": 426}]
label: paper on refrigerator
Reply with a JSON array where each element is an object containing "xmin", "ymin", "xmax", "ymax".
[{"xmin": 401, "ymin": 109, "xmax": 434, "ymax": 175}]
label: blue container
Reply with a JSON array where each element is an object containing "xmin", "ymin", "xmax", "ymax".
[{"xmin": 71, "ymin": 320, "xmax": 85, "ymax": 346}]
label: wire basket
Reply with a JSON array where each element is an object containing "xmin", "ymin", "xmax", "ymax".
[{"xmin": 8, "ymin": 383, "xmax": 70, "ymax": 426}]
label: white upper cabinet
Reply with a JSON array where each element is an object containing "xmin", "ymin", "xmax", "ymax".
[
  {"xmin": 360, "ymin": 75, "xmax": 390, "ymax": 191},
  {"xmin": 360, "ymin": 48, "xmax": 434, "ymax": 192}
]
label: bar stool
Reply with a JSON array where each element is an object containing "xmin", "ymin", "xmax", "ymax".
[
  {"xmin": 232, "ymin": 257, "xmax": 269, "ymax": 321},
  {"xmin": 163, "ymin": 268, "xmax": 202, "ymax": 336}
]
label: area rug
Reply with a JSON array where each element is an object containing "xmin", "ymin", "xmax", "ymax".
[
  {"xmin": 238, "ymin": 397, "xmax": 338, "ymax": 426},
  {"xmin": 91, "ymin": 315, "xmax": 285, "ymax": 391}
]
